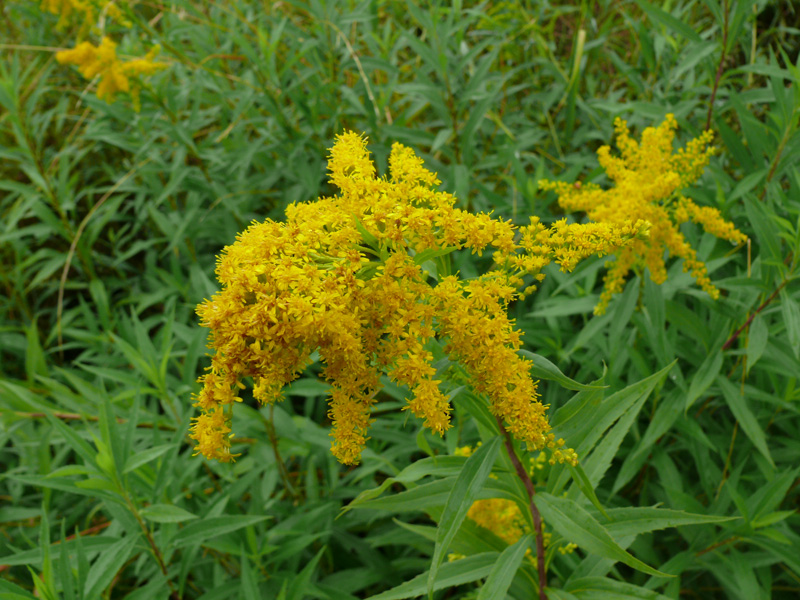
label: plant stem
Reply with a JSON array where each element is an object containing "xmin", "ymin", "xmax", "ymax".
[
  {"xmin": 263, "ymin": 404, "xmax": 300, "ymax": 502},
  {"xmin": 722, "ymin": 277, "xmax": 789, "ymax": 350},
  {"xmin": 496, "ymin": 417, "xmax": 547, "ymax": 600},
  {"xmin": 706, "ymin": 0, "xmax": 729, "ymax": 131},
  {"xmin": 122, "ymin": 493, "xmax": 180, "ymax": 599}
]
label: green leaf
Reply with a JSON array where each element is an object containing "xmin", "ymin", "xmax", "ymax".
[
  {"xmin": 342, "ymin": 456, "xmax": 471, "ymax": 515},
  {"xmin": 45, "ymin": 414, "xmax": 97, "ymax": 467},
  {"xmin": 428, "ymin": 436, "xmax": 502, "ymax": 595},
  {"xmin": 367, "ymin": 553, "xmax": 498, "ymax": 600},
  {"xmin": 24, "ymin": 321, "xmax": 47, "ymax": 382},
  {"xmin": 745, "ymin": 197, "xmax": 782, "ymax": 265},
  {"xmin": 0, "ymin": 575, "xmax": 38, "ymax": 600},
  {"xmin": 751, "ymin": 510, "xmax": 795, "ymax": 529},
  {"xmin": 351, "ymin": 214, "xmax": 379, "ymax": 249},
  {"xmin": 170, "ymin": 515, "xmax": 269, "ymax": 548},
  {"xmin": 347, "ymin": 470, "xmax": 521, "ymax": 514},
  {"xmin": 83, "ymin": 534, "xmax": 140, "ymax": 599},
  {"xmin": 535, "ymin": 493, "xmax": 671, "ymax": 578},
  {"xmin": 602, "ymin": 507, "xmax": 736, "ymax": 538},
  {"xmin": 288, "ymin": 547, "xmax": 325, "ymax": 600},
  {"xmin": 577, "ymin": 373, "xmax": 652, "ymax": 491},
  {"xmin": 685, "ymin": 352, "xmax": 723, "ymax": 411},
  {"xmin": 550, "ymin": 362, "xmax": 675, "ymax": 495},
  {"xmin": 122, "ymin": 443, "xmax": 176, "ymax": 473},
  {"xmin": 412, "ymin": 246, "xmax": 458, "ymax": 265},
  {"xmin": 745, "ymin": 314, "xmax": 769, "ymax": 373},
  {"xmin": 1, "ymin": 537, "xmax": 118, "ymax": 568},
  {"xmin": 140, "ymin": 504, "xmax": 198, "ymax": 523},
  {"xmin": 716, "ymin": 376, "xmax": 773, "ymax": 467},
  {"xmin": 519, "ymin": 351, "xmax": 606, "ymax": 391},
  {"xmin": 563, "ymin": 576, "xmax": 673, "ymax": 599},
  {"xmin": 780, "ymin": 292, "xmax": 800, "ymax": 359},
  {"xmin": 568, "ymin": 464, "xmax": 608, "ymax": 519},
  {"xmin": 239, "ymin": 545, "xmax": 259, "ymax": 600},
  {"xmin": 0, "ymin": 578, "xmax": 38, "ymax": 599},
  {"xmin": 635, "ymin": 0, "xmax": 702, "ymax": 43},
  {"xmin": 476, "ymin": 534, "xmax": 533, "ymax": 600}
]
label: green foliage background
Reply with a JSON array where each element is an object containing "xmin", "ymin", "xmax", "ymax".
[{"xmin": 1, "ymin": 0, "xmax": 799, "ymax": 598}]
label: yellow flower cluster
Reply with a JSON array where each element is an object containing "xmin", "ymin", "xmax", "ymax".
[
  {"xmin": 40, "ymin": 0, "xmax": 130, "ymax": 33},
  {"xmin": 191, "ymin": 132, "xmax": 646, "ymax": 464},
  {"xmin": 540, "ymin": 115, "xmax": 747, "ymax": 315},
  {"xmin": 56, "ymin": 37, "xmax": 166, "ymax": 109}
]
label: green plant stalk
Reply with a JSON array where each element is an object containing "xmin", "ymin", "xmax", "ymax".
[
  {"xmin": 706, "ymin": 0, "xmax": 729, "ymax": 130},
  {"xmin": 121, "ymin": 492, "xmax": 180, "ymax": 600}
]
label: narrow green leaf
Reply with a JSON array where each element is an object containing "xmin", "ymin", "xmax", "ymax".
[
  {"xmin": 564, "ymin": 576, "xmax": 673, "ymax": 599},
  {"xmin": 351, "ymin": 214, "xmax": 379, "ymax": 248},
  {"xmin": 685, "ymin": 352, "xmax": 723, "ymax": 411},
  {"xmin": 24, "ymin": 321, "xmax": 47, "ymax": 382},
  {"xmin": 535, "ymin": 493, "xmax": 671, "ymax": 578},
  {"xmin": 123, "ymin": 443, "xmax": 176, "ymax": 473},
  {"xmin": 83, "ymin": 534, "xmax": 140, "ymax": 599},
  {"xmin": 45, "ymin": 414, "xmax": 97, "ymax": 467},
  {"xmin": 576, "ymin": 373, "xmax": 651, "ymax": 493},
  {"xmin": 603, "ymin": 507, "xmax": 736, "ymax": 538},
  {"xmin": 635, "ymin": 0, "xmax": 702, "ymax": 43},
  {"xmin": 412, "ymin": 246, "xmax": 458, "ymax": 265},
  {"xmin": 716, "ymin": 376, "xmax": 773, "ymax": 467},
  {"xmin": 551, "ymin": 362, "xmax": 674, "ymax": 495},
  {"xmin": 288, "ymin": 547, "xmax": 325, "ymax": 600},
  {"xmin": 745, "ymin": 314, "xmax": 769, "ymax": 373},
  {"xmin": 780, "ymin": 292, "xmax": 800, "ymax": 359},
  {"xmin": 519, "ymin": 351, "xmax": 605, "ymax": 391},
  {"xmin": 367, "ymin": 553, "xmax": 498, "ymax": 600},
  {"xmin": 171, "ymin": 516, "xmax": 269, "ymax": 548},
  {"xmin": 140, "ymin": 504, "xmax": 198, "ymax": 523},
  {"xmin": 476, "ymin": 534, "xmax": 532, "ymax": 600},
  {"xmin": 240, "ymin": 545, "xmax": 259, "ymax": 600},
  {"xmin": 568, "ymin": 464, "xmax": 608, "ymax": 519},
  {"xmin": 0, "ymin": 580, "xmax": 38, "ymax": 599},
  {"xmin": 428, "ymin": 436, "xmax": 503, "ymax": 594},
  {"xmin": 751, "ymin": 510, "xmax": 795, "ymax": 529}
]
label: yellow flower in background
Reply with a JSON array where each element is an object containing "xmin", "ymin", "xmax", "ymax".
[
  {"xmin": 56, "ymin": 37, "xmax": 166, "ymax": 109},
  {"xmin": 540, "ymin": 114, "xmax": 747, "ymax": 315},
  {"xmin": 40, "ymin": 0, "xmax": 131, "ymax": 32},
  {"xmin": 454, "ymin": 446, "xmax": 575, "ymax": 556},
  {"xmin": 191, "ymin": 132, "xmax": 645, "ymax": 465}
]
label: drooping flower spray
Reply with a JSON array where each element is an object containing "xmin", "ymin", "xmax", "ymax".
[{"xmin": 190, "ymin": 132, "xmax": 647, "ymax": 465}]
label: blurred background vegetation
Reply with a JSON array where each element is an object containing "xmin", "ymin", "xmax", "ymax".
[{"xmin": 1, "ymin": 0, "xmax": 799, "ymax": 598}]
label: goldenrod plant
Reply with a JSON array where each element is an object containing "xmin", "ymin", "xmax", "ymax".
[
  {"xmin": 540, "ymin": 115, "xmax": 747, "ymax": 315},
  {"xmin": 56, "ymin": 37, "xmax": 165, "ymax": 109},
  {"xmin": 40, "ymin": 0, "xmax": 166, "ymax": 109},
  {"xmin": 2, "ymin": 1, "xmax": 799, "ymax": 599},
  {"xmin": 191, "ymin": 132, "xmax": 646, "ymax": 465}
]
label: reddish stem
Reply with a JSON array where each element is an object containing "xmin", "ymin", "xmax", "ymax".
[
  {"xmin": 496, "ymin": 417, "xmax": 547, "ymax": 600},
  {"xmin": 722, "ymin": 278, "xmax": 789, "ymax": 350}
]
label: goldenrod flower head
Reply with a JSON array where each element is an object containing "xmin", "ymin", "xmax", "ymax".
[
  {"xmin": 192, "ymin": 133, "xmax": 641, "ymax": 464},
  {"xmin": 468, "ymin": 497, "xmax": 529, "ymax": 547},
  {"xmin": 56, "ymin": 37, "xmax": 166, "ymax": 109},
  {"xmin": 540, "ymin": 115, "xmax": 747, "ymax": 315},
  {"xmin": 40, "ymin": 0, "xmax": 132, "ymax": 33}
]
